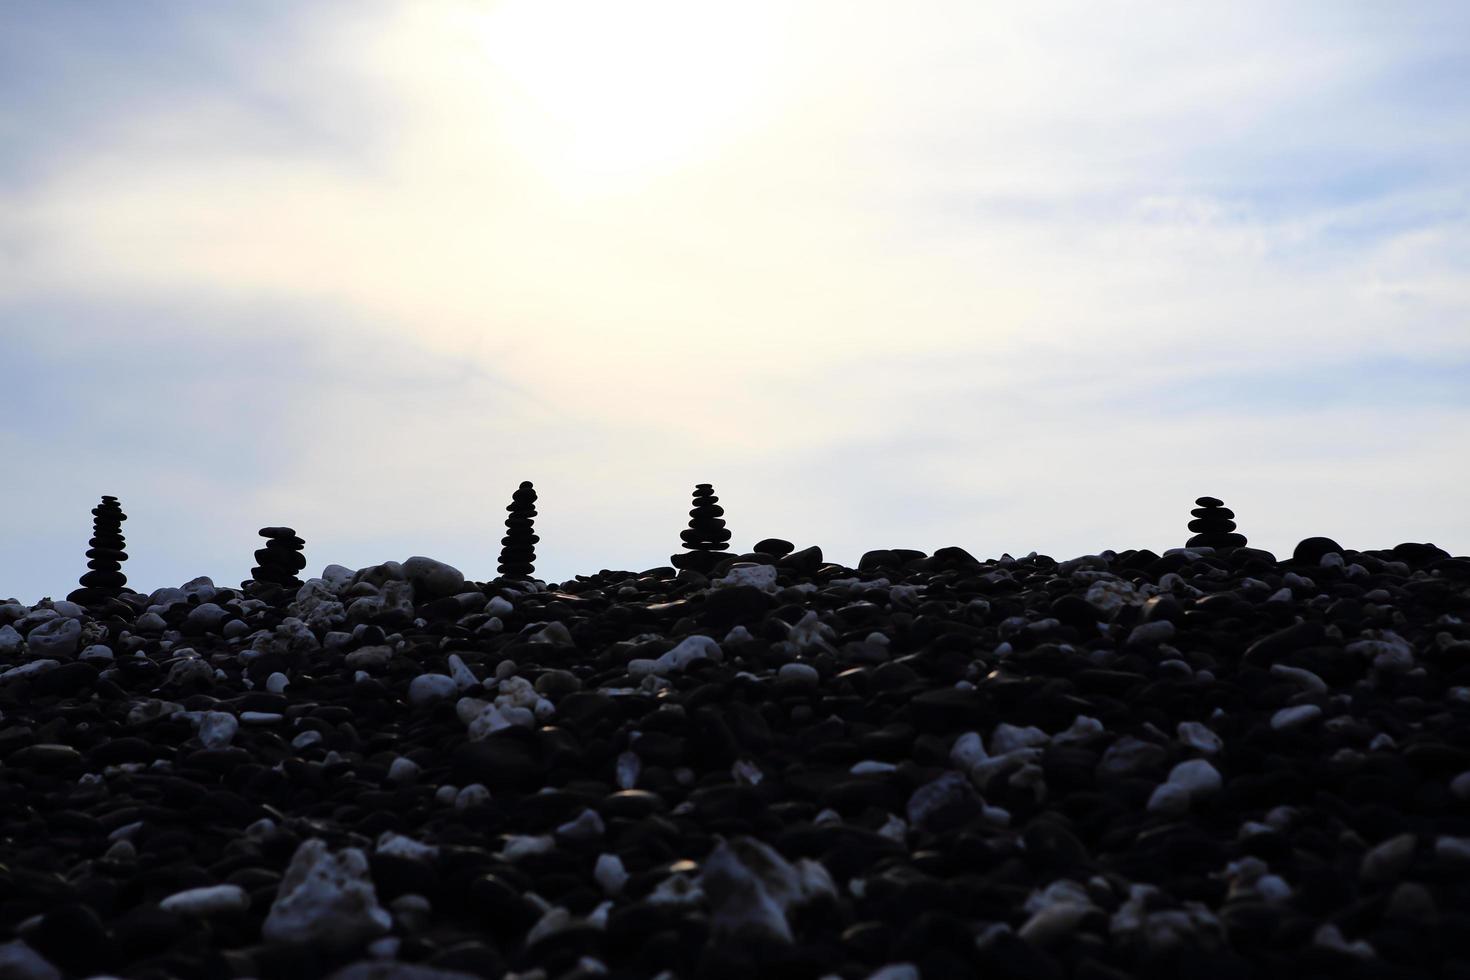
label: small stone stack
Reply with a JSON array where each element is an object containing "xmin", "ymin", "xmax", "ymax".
[
  {"xmin": 498, "ymin": 481, "xmax": 539, "ymax": 578},
  {"xmin": 1187, "ymin": 496, "xmax": 1247, "ymax": 549},
  {"xmin": 671, "ymin": 483, "xmax": 731, "ymax": 573},
  {"xmin": 249, "ymin": 526, "xmax": 306, "ymax": 591},
  {"xmin": 68, "ymin": 495, "xmax": 128, "ymax": 605}
]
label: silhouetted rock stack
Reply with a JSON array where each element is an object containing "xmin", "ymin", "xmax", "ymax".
[
  {"xmin": 670, "ymin": 483, "xmax": 731, "ymax": 574},
  {"xmin": 67, "ymin": 495, "xmax": 128, "ymax": 605},
  {"xmin": 1187, "ymin": 495, "xmax": 1247, "ymax": 549},
  {"xmin": 498, "ymin": 481, "xmax": 539, "ymax": 578},
  {"xmin": 248, "ymin": 526, "xmax": 306, "ymax": 592}
]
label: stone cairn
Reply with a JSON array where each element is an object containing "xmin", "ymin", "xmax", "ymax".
[
  {"xmin": 248, "ymin": 526, "xmax": 306, "ymax": 592},
  {"xmin": 68, "ymin": 495, "xmax": 128, "ymax": 605},
  {"xmin": 1187, "ymin": 495, "xmax": 1247, "ymax": 549},
  {"xmin": 671, "ymin": 483, "xmax": 731, "ymax": 573},
  {"xmin": 498, "ymin": 481, "xmax": 539, "ymax": 578}
]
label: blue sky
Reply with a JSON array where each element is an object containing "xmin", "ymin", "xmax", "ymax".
[{"xmin": 3, "ymin": 1, "xmax": 1468, "ymax": 600}]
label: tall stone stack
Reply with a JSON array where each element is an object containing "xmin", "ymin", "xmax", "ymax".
[
  {"xmin": 498, "ymin": 481, "xmax": 539, "ymax": 578},
  {"xmin": 671, "ymin": 483, "xmax": 731, "ymax": 573},
  {"xmin": 68, "ymin": 495, "xmax": 129, "ymax": 605},
  {"xmin": 248, "ymin": 527, "xmax": 306, "ymax": 592},
  {"xmin": 1187, "ymin": 496, "xmax": 1248, "ymax": 549}
]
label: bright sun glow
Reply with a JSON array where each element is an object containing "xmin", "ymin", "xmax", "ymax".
[{"xmin": 477, "ymin": 0, "xmax": 785, "ymax": 189}]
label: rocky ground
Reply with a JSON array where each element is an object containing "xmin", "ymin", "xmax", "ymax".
[{"xmin": 2, "ymin": 538, "xmax": 1470, "ymax": 980}]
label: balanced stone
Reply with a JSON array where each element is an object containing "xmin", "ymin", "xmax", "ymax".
[
  {"xmin": 249, "ymin": 527, "xmax": 306, "ymax": 589},
  {"xmin": 68, "ymin": 494, "xmax": 129, "ymax": 605},
  {"xmin": 671, "ymin": 483, "xmax": 731, "ymax": 574},
  {"xmin": 1186, "ymin": 495, "xmax": 1247, "ymax": 549},
  {"xmin": 498, "ymin": 481, "xmax": 539, "ymax": 578}
]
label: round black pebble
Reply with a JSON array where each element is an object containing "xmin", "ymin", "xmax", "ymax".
[
  {"xmin": 1293, "ymin": 535, "xmax": 1345, "ymax": 565},
  {"xmin": 499, "ymin": 481, "xmax": 539, "ymax": 578},
  {"xmin": 671, "ymin": 483, "xmax": 731, "ymax": 574},
  {"xmin": 1186, "ymin": 495, "xmax": 1247, "ymax": 549}
]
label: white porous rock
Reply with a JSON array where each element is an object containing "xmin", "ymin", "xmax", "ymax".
[
  {"xmin": 0, "ymin": 939, "xmax": 62, "ymax": 980},
  {"xmin": 376, "ymin": 832, "xmax": 439, "ymax": 862},
  {"xmin": 715, "ymin": 564, "xmax": 780, "ymax": 593},
  {"xmin": 0, "ymin": 660, "xmax": 59, "ymax": 684},
  {"xmin": 595, "ymin": 853, "xmax": 629, "ymax": 896},
  {"xmin": 989, "ymin": 723, "xmax": 1050, "ymax": 756},
  {"xmin": 1084, "ymin": 578, "xmax": 1137, "ymax": 614},
  {"xmin": 777, "ymin": 662, "xmax": 820, "ymax": 687},
  {"xmin": 950, "ymin": 732, "xmax": 988, "ymax": 770},
  {"xmin": 409, "ymin": 673, "xmax": 458, "ymax": 706},
  {"xmin": 1270, "ymin": 704, "xmax": 1323, "ymax": 731},
  {"xmin": 197, "ymin": 711, "xmax": 239, "ymax": 749},
  {"xmin": 262, "ymin": 839, "xmax": 392, "ymax": 949},
  {"xmin": 702, "ymin": 836, "xmax": 837, "ymax": 944},
  {"xmin": 160, "ymin": 884, "xmax": 250, "ymax": 916},
  {"xmin": 446, "ymin": 654, "xmax": 480, "ymax": 692},
  {"xmin": 1176, "ymin": 721, "xmax": 1223, "ymax": 755},
  {"xmin": 403, "ymin": 556, "xmax": 465, "ymax": 600},
  {"xmin": 24, "ymin": 618, "xmax": 82, "ymax": 659},
  {"xmin": 786, "ymin": 611, "xmax": 837, "ymax": 653},
  {"xmin": 1360, "ymin": 833, "xmax": 1416, "ymax": 883}
]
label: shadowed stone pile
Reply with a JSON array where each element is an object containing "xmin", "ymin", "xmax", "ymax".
[
  {"xmin": 1187, "ymin": 495, "xmax": 1248, "ymax": 550},
  {"xmin": 248, "ymin": 527, "xmax": 306, "ymax": 593},
  {"xmin": 67, "ymin": 495, "xmax": 128, "ymax": 606},
  {"xmin": 498, "ymin": 481, "xmax": 539, "ymax": 579},
  {"xmin": 671, "ymin": 483, "xmax": 732, "ymax": 574}
]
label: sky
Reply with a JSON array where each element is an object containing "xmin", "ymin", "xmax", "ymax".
[{"xmin": 2, "ymin": 1, "xmax": 1469, "ymax": 600}]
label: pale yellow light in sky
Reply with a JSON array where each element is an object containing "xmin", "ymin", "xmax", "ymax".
[{"xmin": 475, "ymin": 0, "xmax": 789, "ymax": 190}]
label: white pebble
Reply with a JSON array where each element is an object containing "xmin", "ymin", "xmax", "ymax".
[
  {"xmin": 435, "ymin": 784, "xmax": 458, "ymax": 806},
  {"xmin": 198, "ymin": 711, "xmax": 239, "ymax": 748},
  {"xmin": 1167, "ymin": 759, "xmax": 1222, "ymax": 798},
  {"xmin": 850, "ymin": 760, "xmax": 898, "ymax": 775},
  {"xmin": 291, "ymin": 730, "xmax": 323, "ymax": 750},
  {"xmin": 595, "ymin": 853, "xmax": 628, "ymax": 896},
  {"xmin": 455, "ymin": 784, "xmax": 491, "ymax": 809},
  {"xmin": 1176, "ymin": 721, "xmax": 1222, "ymax": 755},
  {"xmin": 777, "ymin": 662, "xmax": 820, "ymax": 687},
  {"xmin": 408, "ymin": 673, "xmax": 458, "ymax": 706},
  {"xmin": 266, "ymin": 671, "xmax": 290, "ymax": 693},
  {"xmin": 387, "ymin": 757, "xmax": 420, "ymax": 784},
  {"xmin": 1147, "ymin": 782, "xmax": 1191, "ymax": 816},
  {"xmin": 240, "ymin": 711, "xmax": 283, "ymax": 725},
  {"xmin": 1270, "ymin": 705, "xmax": 1323, "ymax": 731},
  {"xmin": 160, "ymin": 884, "xmax": 249, "ymax": 916}
]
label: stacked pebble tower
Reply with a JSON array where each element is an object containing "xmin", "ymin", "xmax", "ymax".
[
  {"xmin": 248, "ymin": 526, "xmax": 306, "ymax": 592},
  {"xmin": 1187, "ymin": 495, "xmax": 1248, "ymax": 549},
  {"xmin": 498, "ymin": 481, "xmax": 539, "ymax": 578},
  {"xmin": 670, "ymin": 483, "xmax": 731, "ymax": 573},
  {"xmin": 67, "ymin": 494, "xmax": 128, "ymax": 605}
]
